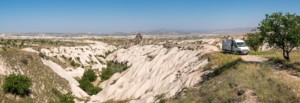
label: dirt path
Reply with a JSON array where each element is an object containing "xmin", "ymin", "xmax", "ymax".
[
  {"xmin": 241, "ymin": 55, "xmax": 300, "ymax": 98},
  {"xmin": 241, "ymin": 55, "xmax": 268, "ymax": 63}
]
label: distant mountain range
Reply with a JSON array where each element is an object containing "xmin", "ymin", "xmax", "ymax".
[
  {"xmin": 140, "ymin": 27, "xmax": 257, "ymax": 35},
  {"xmin": 0, "ymin": 27, "xmax": 257, "ymax": 36}
]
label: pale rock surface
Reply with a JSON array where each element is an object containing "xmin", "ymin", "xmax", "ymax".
[
  {"xmin": 67, "ymin": 67, "xmax": 85, "ymax": 78},
  {"xmin": 89, "ymin": 44, "xmax": 219, "ymax": 103},
  {"xmin": 42, "ymin": 59, "xmax": 89, "ymax": 98},
  {"xmin": 41, "ymin": 41, "xmax": 116, "ymax": 69},
  {"xmin": 21, "ymin": 48, "xmax": 39, "ymax": 53},
  {"xmin": 0, "ymin": 59, "xmax": 10, "ymax": 75}
]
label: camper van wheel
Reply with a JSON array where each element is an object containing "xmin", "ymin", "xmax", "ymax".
[{"xmin": 235, "ymin": 51, "xmax": 239, "ymax": 55}]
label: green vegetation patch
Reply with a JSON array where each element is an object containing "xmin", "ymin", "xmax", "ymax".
[
  {"xmin": 101, "ymin": 61, "xmax": 129, "ymax": 81},
  {"xmin": 0, "ymin": 38, "xmax": 89, "ymax": 49},
  {"xmin": 3, "ymin": 74, "xmax": 32, "ymax": 96},
  {"xmin": 79, "ymin": 69, "xmax": 102, "ymax": 95}
]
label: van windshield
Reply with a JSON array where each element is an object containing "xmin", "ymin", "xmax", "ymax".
[{"xmin": 236, "ymin": 42, "xmax": 246, "ymax": 47}]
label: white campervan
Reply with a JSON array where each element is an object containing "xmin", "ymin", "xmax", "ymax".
[{"xmin": 222, "ymin": 39, "xmax": 250, "ymax": 55}]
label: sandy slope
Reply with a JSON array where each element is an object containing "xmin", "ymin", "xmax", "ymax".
[{"xmin": 42, "ymin": 59, "xmax": 89, "ymax": 98}]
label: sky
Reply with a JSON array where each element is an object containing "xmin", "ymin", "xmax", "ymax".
[{"xmin": 0, "ymin": 0, "xmax": 300, "ymax": 33}]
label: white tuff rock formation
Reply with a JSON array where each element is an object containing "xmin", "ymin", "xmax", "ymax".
[
  {"xmin": 41, "ymin": 41, "xmax": 116, "ymax": 71},
  {"xmin": 89, "ymin": 44, "xmax": 219, "ymax": 103},
  {"xmin": 42, "ymin": 59, "xmax": 89, "ymax": 98}
]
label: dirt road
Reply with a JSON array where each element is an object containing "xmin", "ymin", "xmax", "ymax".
[{"xmin": 241, "ymin": 55, "xmax": 268, "ymax": 63}]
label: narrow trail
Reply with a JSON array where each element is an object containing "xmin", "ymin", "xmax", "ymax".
[
  {"xmin": 241, "ymin": 55, "xmax": 268, "ymax": 63},
  {"xmin": 241, "ymin": 55, "xmax": 300, "ymax": 98}
]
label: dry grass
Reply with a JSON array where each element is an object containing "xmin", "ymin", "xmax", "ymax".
[
  {"xmin": 0, "ymin": 38, "xmax": 90, "ymax": 49},
  {"xmin": 168, "ymin": 52, "xmax": 300, "ymax": 103},
  {"xmin": 48, "ymin": 56, "xmax": 69, "ymax": 69},
  {"xmin": 249, "ymin": 50, "xmax": 300, "ymax": 71},
  {"xmin": 202, "ymin": 52, "xmax": 240, "ymax": 71}
]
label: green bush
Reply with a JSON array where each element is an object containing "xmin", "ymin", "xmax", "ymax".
[
  {"xmin": 79, "ymin": 77, "xmax": 102, "ymax": 95},
  {"xmin": 39, "ymin": 52, "xmax": 47, "ymax": 59},
  {"xmin": 101, "ymin": 61, "xmax": 129, "ymax": 81},
  {"xmin": 20, "ymin": 58, "xmax": 29, "ymax": 65},
  {"xmin": 70, "ymin": 60, "xmax": 80, "ymax": 67},
  {"xmin": 3, "ymin": 73, "xmax": 32, "ymax": 96},
  {"xmin": 82, "ymin": 69, "xmax": 97, "ymax": 82},
  {"xmin": 79, "ymin": 69, "xmax": 101, "ymax": 95}
]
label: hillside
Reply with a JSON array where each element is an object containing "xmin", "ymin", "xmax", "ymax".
[
  {"xmin": 0, "ymin": 36, "xmax": 299, "ymax": 103},
  {"xmin": 0, "ymin": 48, "xmax": 71, "ymax": 103},
  {"xmin": 168, "ymin": 51, "xmax": 300, "ymax": 103}
]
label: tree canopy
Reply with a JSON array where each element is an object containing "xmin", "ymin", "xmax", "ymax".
[
  {"xmin": 260, "ymin": 12, "xmax": 300, "ymax": 61},
  {"xmin": 245, "ymin": 32, "xmax": 264, "ymax": 51}
]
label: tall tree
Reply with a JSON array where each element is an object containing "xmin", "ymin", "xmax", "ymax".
[{"xmin": 260, "ymin": 12, "xmax": 300, "ymax": 61}]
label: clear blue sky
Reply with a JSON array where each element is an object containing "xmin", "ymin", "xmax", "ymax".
[{"xmin": 0, "ymin": 0, "xmax": 299, "ymax": 33}]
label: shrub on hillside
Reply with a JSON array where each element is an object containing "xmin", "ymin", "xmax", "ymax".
[
  {"xmin": 20, "ymin": 58, "xmax": 29, "ymax": 65},
  {"xmin": 70, "ymin": 60, "xmax": 80, "ymax": 67},
  {"xmin": 39, "ymin": 52, "xmax": 47, "ymax": 59},
  {"xmin": 3, "ymin": 73, "xmax": 32, "ymax": 96},
  {"xmin": 78, "ymin": 69, "xmax": 101, "ymax": 95},
  {"xmin": 101, "ymin": 61, "xmax": 129, "ymax": 81},
  {"xmin": 79, "ymin": 77, "xmax": 102, "ymax": 95},
  {"xmin": 82, "ymin": 69, "xmax": 97, "ymax": 82}
]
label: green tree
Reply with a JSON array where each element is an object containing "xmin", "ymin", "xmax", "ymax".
[
  {"xmin": 260, "ymin": 12, "xmax": 300, "ymax": 61},
  {"xmin": 3, "ymin": 73, "xmax": 32, "ymax": 96},
  {"xmin": 82, "ymin": 69, "xmax": 97, "ymax": 82},
  {"xmin": 245, "ymin": 32, "xmax": 264, "ymax": 51}
]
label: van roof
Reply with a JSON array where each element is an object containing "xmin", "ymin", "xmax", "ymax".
[{"xmin": 234, "ymin": 39, "xmax": 245, "ymax": 42}]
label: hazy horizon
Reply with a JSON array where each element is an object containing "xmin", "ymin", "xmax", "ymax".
[{"xmin": 0, "ymin": 0, "xmax": 300, "ymax": 33}]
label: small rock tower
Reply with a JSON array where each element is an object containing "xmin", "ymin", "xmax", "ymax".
[{"xmin": 134, "ymin": 33, "xmax": 143, "ymax": 45}]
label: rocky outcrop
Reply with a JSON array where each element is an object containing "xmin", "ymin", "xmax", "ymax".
[
  {"xmin": 89, "ymin": 44, "xmax": 219, "ymax": 103},
  {"xmin": 133, "ymin": 33, "xmax": 143, "ymax": 45},
  {"xmin": 41, "ymin": 41, "xmax": 116, "ymax": 72}
]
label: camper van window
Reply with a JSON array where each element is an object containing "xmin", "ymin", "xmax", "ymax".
[{"xmin": 236, "ymin": 42, "xmax": 246, "ymax": 47}]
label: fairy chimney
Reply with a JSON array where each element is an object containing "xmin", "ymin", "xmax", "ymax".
[{"xmin": 134, "ymin": 33, "xmax": 143, "ymax": 45}]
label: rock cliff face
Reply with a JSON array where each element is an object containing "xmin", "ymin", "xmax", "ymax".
[{"xmin": 90, "ymin": 44, "xmax": 219, "ymax": 103}]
